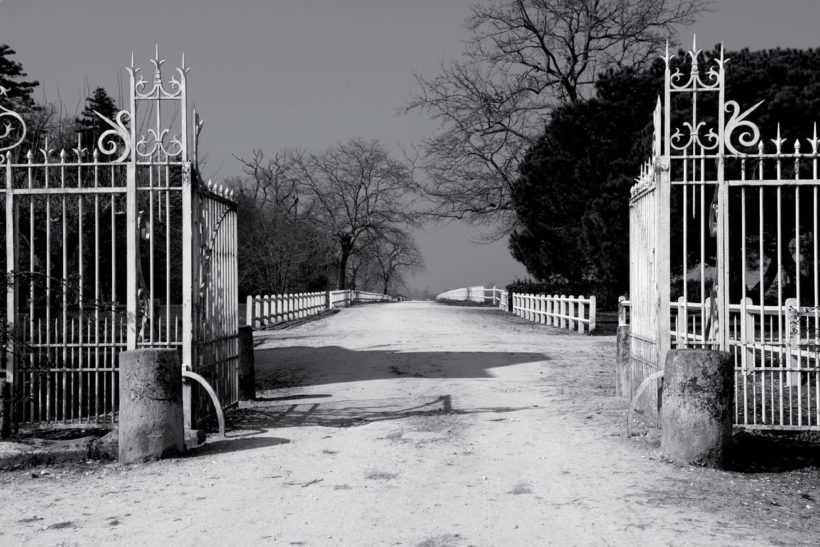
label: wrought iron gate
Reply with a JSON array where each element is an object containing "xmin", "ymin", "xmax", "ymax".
[
  {"xmin": 631, "ymin": 38, "xmax": 820, "ymax": 431},
  {"xmin": 0, "ymin": 49, "xmax": 238, "ymax": 429},
  {"xmin": 628, "ymin": 100, "xmax": 670, "ymax": 424}
]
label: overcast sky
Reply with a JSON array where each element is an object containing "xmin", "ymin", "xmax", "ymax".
[{"xmin": 2, "ymin": 0, "xmax": 820, "ymax": 294}]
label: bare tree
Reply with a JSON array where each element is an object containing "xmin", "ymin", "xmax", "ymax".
[
  {"xmin": 405, "ymin": 0, "xmax": 711, "ymax": 228},
  {"xmin": 234, "ymin": 149, "xmax": 302, "ymax": 214},
  {"xmin": 234, "ymin": 151, "xmax": 335, "ymax": 295},
  {"xmin": 293, "ymin": 138, "xmax": 417, "ymax": 290},
  {"xmin": 371, "ymin": 228, "xmax": 424, "ymax": 295}
]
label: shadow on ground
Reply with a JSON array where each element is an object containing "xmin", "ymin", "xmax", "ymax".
[
  {"xmin": 729, "ymin": 430, "xmax": 820, "ymax": 472},
  {"xmin": 188, "ymin": 436, "xmax": 291, "ymax": 457},
  {"xmin": 255, "ymin": 346, "xmax": 549, "ymax": 390},
  {"xmin": 226, "ymin": 394, "xmax": 530, "ymax": 429}
]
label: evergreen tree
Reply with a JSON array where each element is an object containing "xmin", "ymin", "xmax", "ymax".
[
  {"xmin": 76, "ymin": 87, "xmax": 118, "ymax": 150},
  {"xmin": 509, "ymin": 48, "xmax": 820, "ymax": 308},
  {"xmin": 0, "ymin": 44, "xmax": 38, "ymax": 110}
]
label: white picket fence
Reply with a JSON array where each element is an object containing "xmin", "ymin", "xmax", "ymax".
[
  {"xmin": 436, "ymin": 286, "xmax": 506, "ymax": 305},
  {"xmin": 245, "ymin": 290, "xmax": 393, "ymax": 329},
  {"xmin": 436, "ymin": 286, "xmax": 595, "ymax": 333},
  {"xmin": 511, "ymin": 294, "xmax": 597, "ymax": 334}
]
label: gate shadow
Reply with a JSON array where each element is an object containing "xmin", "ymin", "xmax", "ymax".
[
  {"xmin": 227, "ymin": 394, "xmax": 530, "ymax": 430},
  {"xmin": 728, "ymin": 430, "xmax": 820, "ymax": 472},
  {"xmin": 253, "ymin": 346, "xmax": 549, "ymax": 390}
]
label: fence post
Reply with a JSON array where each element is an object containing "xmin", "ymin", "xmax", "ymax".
[
  {"xmin": 676, "ymin": 297, "xmax": 686, "ymax": 348},
  {"xmin": 588, "ymin": 296, "xmax": 596, "ymax": 334},
  {"xmin": 5, "ymin": 156, "xmax": 17, "ymax": 428},
  {"xmin": 327, "ymin": 290, "xmax": 332, "ymax": 310},
  {"xmin": 577, "ymin": 298, "xmax": 585, "ymax": 333},
  {"xmin": 180, "ymin": 163, "xmax": 196, "ymax": 431},
  {"xmin": 238, "ymin": 326, "xmax": 255, "ymax": 401},
  {"xmin": 560, "ymin": 295, "xmax": 567, "ymax": 329},
  {"xmin": 544, "ymin": 296, "xmax": 550, "ymax": 325},
  {"xmin": 119, "ymin": 349, "xmax": 184, "ymax": 463},
  {"xmin": 741, "ymin": 297, "xmax": 754, "ymax": 371},
  {"xmin": 246, "ymin": 295, "xmax": 253, "ymax": 329},
  {"xmin": 0, "ymin": 377, "xmax": 9, "ymax": 439},
  {"xmin": 615, "ymin": 324, "xmax": 631, "ymax": 398},
  {"xmin": 785, "ymin": 297, "xmax": 799, "ymax": 386},
  {"xmin": 618, "ymin": 296, "xmax": 627, "ymax": 327}
]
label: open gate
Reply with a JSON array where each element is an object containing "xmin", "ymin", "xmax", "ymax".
[
  {"xmin": 0, "ymin": 48, "xmax": 238, "ymax": 429},
  {"xmin": 630, "ymin": 38, "xmax": 820, "ymax": 431}
]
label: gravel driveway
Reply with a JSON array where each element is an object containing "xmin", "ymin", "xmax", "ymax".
[{"xmin": 0, "ymin": 301, "xmax": 817, "ymax": 546}]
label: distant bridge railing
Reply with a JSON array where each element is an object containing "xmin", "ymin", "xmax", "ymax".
[
  {"xmin": 436, "ymin": 286, "xmax": 596, "ymax": 333},
  {"xmin": 244, "ymin": 290, "xmax": 394, "ymax": 329},
  {"xmin": 512, "ymin": 293, "xmax": 596, "ymax": 334},
  {"xmin": 436, "ymin": 286, "xmax": 506, "ymax": 306}
]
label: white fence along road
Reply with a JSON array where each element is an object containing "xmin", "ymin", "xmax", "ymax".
[{"xmin": 245, "ymin": 290, "xmax": 394, "ymax": 329}]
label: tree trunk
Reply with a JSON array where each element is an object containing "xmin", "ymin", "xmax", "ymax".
[{"xmin": 338, "ymin": 238, "xmax": 353, "ymax": 290}]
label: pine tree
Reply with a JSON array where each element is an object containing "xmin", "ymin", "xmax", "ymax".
[
  {"xmin": 76, "ymin": 87, "xmax": 118, "ymax": 149},
  {"xmin": 0, "ymin": 44, "xmax": 38, "ymax": 111}
]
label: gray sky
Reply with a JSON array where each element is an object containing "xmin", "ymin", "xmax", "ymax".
[{"xmin": 2, "ymin": 0, "xmax": 820, "ymax": 294}]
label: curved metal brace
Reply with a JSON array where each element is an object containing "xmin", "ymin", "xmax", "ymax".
[
  {"xmin": 182, "ymin": 370, "xmax": 225, "ymax": 439},
  {"xmin": 626, "ymin": 370, "xmax": 664, "ymax": 437}
]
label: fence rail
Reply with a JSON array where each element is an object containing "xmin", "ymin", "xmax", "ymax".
[
  {"xmin": 436, "ymin": 286, "xmax": 595, "ymax": 333},
  {"xmin": 512, "ymin": 293, "xmax": 596, "ymax": 334},
  {"xmin": 245, "ymin": 290, "xmax": 394, "ymax": 329},
  {"xmin": 436, "ymin": 286, "xmax": 505, "ymax": 305}
]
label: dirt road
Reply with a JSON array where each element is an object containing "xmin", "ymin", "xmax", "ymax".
[{"xmin": 1, "ymin": 301, "xmax": 818, "ymax": 546}]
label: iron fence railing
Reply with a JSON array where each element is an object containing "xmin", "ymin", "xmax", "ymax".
[{"xmin": 619, "ymin": 296, "xmax": 820, "ymax": 429}]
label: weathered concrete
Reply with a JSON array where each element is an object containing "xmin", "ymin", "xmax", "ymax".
[
  {"xmin": 118, "ymin": 349, "xmax": 184, "ymax": 464},
  {"xmin": 661, "ymin": 349, "xmax": 733, "ymax": 468},
  {"xmin": 88, "ymin": 430, "xmax": 118, "ymax": 461},
  {"xmin": 615, "ymin": 325, "xmax": 631, "ymax": 399},
  {"xmin": 0, "ymin": 378, "xmax": 9, "ymax": 439},
  {"xmin": 238, "ymin": 326, "xmax": 256, "ymax": 401},
  {"xmin": 0, "ymin": 436, "xmax": 98, "ymax": 469}
]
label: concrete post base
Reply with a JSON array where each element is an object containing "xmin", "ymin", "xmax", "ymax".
[
  {"xmin": 118, "ymin": 349, "xmax": 184, "ymax": 464},
  {"xmin": 661, "ymin": 349, "xmax": 733, "ymax": 468},
  {"xmin": 238, "ymin": 326, "xmax": 256, "ymax": 401},
  {"xmin": 615, "ymin": 326, "xmax": 631, "ymax": 399}
]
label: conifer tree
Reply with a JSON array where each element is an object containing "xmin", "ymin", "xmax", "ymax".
[{"xmin": 0, "ymin": 44, "xmax": 38, "ymax": 110}]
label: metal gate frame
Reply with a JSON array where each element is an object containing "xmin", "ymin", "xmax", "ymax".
[
  {"xmin": 631, "ymin": 38, "xmax": 820, "ymax": 430},
  {"xmin": 0, "ymin": 48, "xmax": 238, "ymax": 429}
]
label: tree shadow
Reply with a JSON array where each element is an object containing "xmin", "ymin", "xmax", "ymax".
[
  {"xmin": 728, "ymin": 430, "xmax": 820, "ymax": 472},
  {"xmin": 254, "ymin": 346, "xmax": 549, "ymax": 390},
  {"xmin": 228, "ymin": 394, "xmax": 530, "ymax": 429}
]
